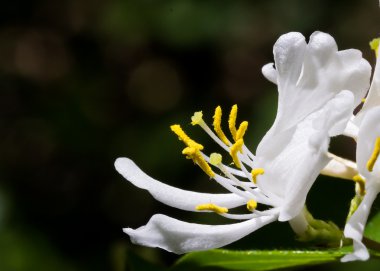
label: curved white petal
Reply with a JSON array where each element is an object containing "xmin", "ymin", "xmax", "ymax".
[
  {"xmin": 343, "ymin": 116, "xmax": 359, "ymax": 139},
  {"xmin": 342, "ymin": 184, "xmax": 380, "ymax": 262},
  {"xmin": 262, "ymin": 63, "xmax": 277, "ymax": 84},
  {"xmin": 267, "ymin": 31, "xmax": 371, "ymax": 135},
  {"xmin": 313, "ymin": 90, "xmax": 355, "ymax": 137},
  {"xmin": 307, "ymin": 31, "xmax": 338, "ymax": 66},
  {"xmin": 256, "ymin": 91, "xmax": 355, "ymax": 221},
  {"xmin": 356, "ymin": 106, "xmax": 380, "ymax": 176},
  {"xmin": 353, "ymin": 48, "xmax": 380, "ymax": 127},
  {"xmin": 335, "ymin": 49, "xmax": 372, "ymax": 107},
  {"xmin": 124, "ymin": 213, "xmax": 278, "ymax": 254},
  {"xmin": 115, "ymin": 158, "xmax": 247, "ymax": 211},
  {"xmin": 273, "ymin": 32, "xmax": 306, "ymax": 89}
]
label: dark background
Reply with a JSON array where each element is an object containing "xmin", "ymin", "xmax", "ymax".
[{"xmin": 0, "ymin": 0, "xmax": 380, "ymax": 270}]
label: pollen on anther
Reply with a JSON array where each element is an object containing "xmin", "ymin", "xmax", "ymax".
[
  {"xmin": 353, "ymin": 174, "xmax": 366, "ymax": 196},
  {"xmin": 246, "ymin": 199, "xmax": 257, "ymax": 212},
  {"xmin": 229, "ymin": 105, "xmax": 238, "ymax": 141},
  {"xmin": 236, "ymin": 121, "xmax": 248, "ymax": 141},
  {"xmin": 251, "ymin": 168, "xmax": 265, "ymax": 184},
  {"xmin": 170, "ymin": 124, "xmax": 204, "ymax": 150},
  {"xmin": 213, "ymin": 106, "xmax": 230, "ymax": 146},
  {"xmin": 196, "ymin": 203, "xmax": 228, "ymax": 214},
  {"xmin": 366, "ymin": 137, "xmax": 380, "ymax": 172},
  {"xmin": 230, "ymin": 139, "xmax": 244, "ymax": 168}
]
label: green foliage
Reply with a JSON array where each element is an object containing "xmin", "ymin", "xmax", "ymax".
[
  {"xmin": 365, "ymin": 211, "xmax": 380, "ymax": 243},
  {"xmin": 0, "ymin": 228, "xmax": 76, "ymax": 271},
  {"xmin": 172, "ymin": 249, "xmax": 348, "ymax": 271},
  {"xmin": 364, "ymin": 210, "xmax": 380, "ymax": 252}
]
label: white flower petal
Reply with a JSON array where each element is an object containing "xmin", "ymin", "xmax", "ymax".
[
  {"xmin": 115, "ymin": 158, "xmax": 247, "ymax": 211},
  {"xmin": 342, "ymin": 184, "xmax": 380, "ymax": 262},
  {"xmin": 307, "ymin": 31, "xmax": 338, "ymax": 66},
  {"xmin": 273, "ymin": 32, "xmax": 306, "ymax": 89},
  {"xmin": 356, "ymin": 106, "xmax": 380, "ymax": 175},
  {"xmin": 262, "ymin": 63, "xmax": 277, "ymax": 84},
  {"xmin": 336, "ymin": 49, "xmax": 372, "ymax": 107},
  {"xmin": 124, "ymin": 213, "xmax": 278, "ymax": 254},
  {"xmin": 257, "ymin": 91, "xmax": 354, "ymax": 221},
  {"xmin": 315, "ymin": 90, "xmax": 355, "ymax": 137},
  {"xmin": 343, "ymin": 116, "xmax": 359, "ymax": 139},
  {"xmin": 269, "ymin": 32, "xmax": 370, "ymax": 134},
  {"xmin": 354, "ymin": 48, "xmax": 380, "ymax": 126}
]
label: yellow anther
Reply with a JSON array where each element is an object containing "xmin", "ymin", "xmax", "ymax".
[
  {"xmin": 236, "ymin": 121, "xmax": 248, "ymax": 141},
  {"xmin": 182, "ymin": 146, "xmax": 197, "ymax": 159},
  {"xmin": 353, "ymin": 174, "xmax": 366, "ymax": 196},
  {"xmin": 170, "ymin": 124, "xmax": 204, "ymax": 150},
  {"xmin": 370, "ymin": 38, "xmax": 380, "ymax": 57},
  {"xmin": 251, "ymin": 168, "xmax": 265, "ymax": 184},
  {"xmin": 366, "ymin": 137, "xmax": 380, "ymax": 172},
  {"xmin": 213, "ymin": 106, "xmax": 230, "ymax": 145},
  {"xmin": 246, "ymin": 199, "xmax": 258, "ymax": 212},
  {"xmin": 229, "ymin": 105, "xmax": 238, "ymax": 141},
  {"xmin": 195, "ymin": 156, "xmax": 215, "ymax": 177},
  {"xmin": 196, "ymin": 203, "xmax": 228, "ymax": 214},
  {"xmin": 210, "ymin": 153, "xmax": 222, "ymax": 166},
  {"xmin": 182, "ymin": 147, "xmax": 215, "ymax": 177},
  {"xmin": 362, "ymin": 98, "xmax": 366, "ymax": 103},
  {"xmin": 191, "ymin": 111, "xmax": 203, "ymax": 126},
  {"xmin": 230, "ymin": 139, "xmax": 244, "ymax": 168}
]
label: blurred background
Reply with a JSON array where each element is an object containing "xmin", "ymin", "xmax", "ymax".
[{"xmin": 1, "ymin": 0, "xmax": 380, "ymax": 270}]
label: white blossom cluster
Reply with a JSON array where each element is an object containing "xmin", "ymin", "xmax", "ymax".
[{"xmin": 115, "ymin": 32, "xmax": 380, "ymax": 262}]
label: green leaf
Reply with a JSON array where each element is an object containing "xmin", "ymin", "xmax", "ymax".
[
  {"xmin": 364, "ymin": 211, "xmax": 380, "ymax": 252},
  {"xmin": 365, "ymin": 211, "xmax": 380, "ymax": 243},
  {"xmin": 172, "ymin": 249, "xmax": 348, "ymax": 271}
]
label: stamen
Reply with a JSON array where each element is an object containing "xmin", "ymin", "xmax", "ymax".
[
  {"xmin": 191, "ymin": 111, "xmax": 204, "ymax": 126},
  {"xmin": 353, "ymin": 174, "xmax": 366, "ymax": 196},
  {"xmin": 246, "ymin": 199, "xmax": 257, "ymax": 212},
  {"xmin": 217, "ymin": 162, "xmax": 263, "ymax": 201},
  {"xmin": 366, "ymin": 137, "xmax": 380, "ymax": 172},
  {"xmin": 210, "ymin": 153, "xmax": 222, "ymax": 166},
  {"xmin": 230, "ymin": 139, "xmax": 244, "ymax": 168},
  {"xmin": 195, "ymin": 203, "xmax": 228, "ymax": 214},
  {"xmin": 251, "ymin": 168, "xmax": 265, "ymax": 184},
  {"xmin": 170, "ymin": 124, "xmax": 203, "ymax": 150},
  {"xmin": 236, "ymin": 121, "xmax": 248, "ymax": 141},
  {"xmin": 370, "ymin": 38, "xmax": 380, "ymax": 57},
  {"xmin": 213, "ymin": 106, "xmax": 230, "ymax": 145},
  {"xmin": 229, "ymin": 105, "xmax": 238, "ymax": 141},
  {"xmin": 182, "ymin": 147, "xmax": 215, "ymax": 177}
]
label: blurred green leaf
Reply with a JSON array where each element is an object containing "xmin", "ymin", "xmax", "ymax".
[
  {"xmin": 172, "ymin": 249, "xmax": 349, "ymax": 271},
  {"xmin": 365, "ymin": 211, "xmax": 380, "ymax": 243},
  {"xmin": 0, "ymin": 228, "xmax": 77, "ymax": 271}
]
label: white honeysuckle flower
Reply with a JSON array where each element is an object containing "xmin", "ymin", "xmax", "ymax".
[
  {"xmin": 342, "ymin": 106, "xmax": 380, "ymax": 262},
  {"xmin": 263, "ymin": 32, "xmax": 371, "ymax": 182},
  {"xmin": 115, "ymin": 31, "xmax": 371, "ymax": 254}
]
